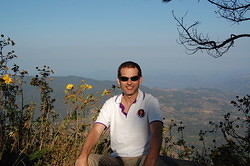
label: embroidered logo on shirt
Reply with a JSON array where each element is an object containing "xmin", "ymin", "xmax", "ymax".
[{"xmin": 137, "ymin": 109, "xmax": 145, "ymax": 118}]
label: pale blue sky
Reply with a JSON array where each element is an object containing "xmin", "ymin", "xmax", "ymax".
[{"xmin": 1, "ymin": 0, "xmax": 249, "ymax": 84}]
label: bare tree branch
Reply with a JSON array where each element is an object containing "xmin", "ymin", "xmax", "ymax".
[
  {"xmin": 172, "ymin": 11, "xmax": 250, "ymax": 58},
  {"xmin": 162, "ymin": 0, "xmax": 172, "ymax": 2},
  {"xmin": 163, "ymin": 0, "xmax": 250, "ymax": 57},
  {"xmin": 207, "ymin": 0, "xmax": 250, "ymax": 23}
]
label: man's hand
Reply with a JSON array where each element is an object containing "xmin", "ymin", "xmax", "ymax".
[
  {"xmin": 144, "ymin": 156, "xmax": 157, "ymax": 166},
  {"xmin": 75, "ymin": 156, "xmax": 88, "ymax": 166}
]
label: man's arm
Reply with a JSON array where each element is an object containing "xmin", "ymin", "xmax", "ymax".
[
  {"xmin": 144, "ymin": 121, "xmax": 163, "ymax": 166},
  {"xmin": 75, "ymin": 123, "xmax": 105, "ymax": 166}
]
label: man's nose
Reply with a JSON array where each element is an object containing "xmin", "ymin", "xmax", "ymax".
[{"xmin": 127, "ymin": 79, "xmax": 132, "ymax": 84}]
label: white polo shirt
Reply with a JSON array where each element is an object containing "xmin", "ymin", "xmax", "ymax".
[{"xmin": 95, "ymin": 89, "xmax": 163, "ymax": 157}]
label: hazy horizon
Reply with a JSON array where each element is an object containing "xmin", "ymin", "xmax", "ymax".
[{"xmin": 2, "ymin": 0, "xmax": 249, "ymax": 85}]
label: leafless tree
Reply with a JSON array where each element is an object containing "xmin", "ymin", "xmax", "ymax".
[{"xmin": 163, "ymin": 0, "xmax": 250, "ymax": 58}]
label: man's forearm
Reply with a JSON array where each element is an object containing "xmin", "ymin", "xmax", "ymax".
[
  {"xmin": 79, "ymin": 131, "xmax": 100, "ymax": 158},
  {"xmin": 76, "ymin": 123, "xmax": 105, "ymax": 165},
  {"xmin": 144, "ymin": 122, "xmax": 163, "ymax": 166}
]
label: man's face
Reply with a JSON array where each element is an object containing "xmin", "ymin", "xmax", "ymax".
[{"xmin": 117, "ymin": 67, "xmax": 142, "ymax": 97}]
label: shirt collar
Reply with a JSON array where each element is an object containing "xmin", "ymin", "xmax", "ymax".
[{"xmin": 115, "ymin": 89, "xmax": 145, "ymax": 104}]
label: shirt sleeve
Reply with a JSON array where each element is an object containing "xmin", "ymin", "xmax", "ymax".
[
  {"xmin": 147, "ymin": 95, "xmax": 163, "ymax": 124},
  {"xmin": 95, "ymin": 100, "xmax": 111, "ymax": 129}
]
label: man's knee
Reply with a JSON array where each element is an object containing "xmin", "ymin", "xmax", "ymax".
[
  {"xmin": 88, "ymin": 154, "xmax": 101, "ymax": 166},
  {"xmin": 88, "ymin": 154, "xmax": 121, "ymax": 166}
]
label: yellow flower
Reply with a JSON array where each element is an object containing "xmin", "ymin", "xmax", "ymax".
[
  {"xmin": 80, "ymin": 84, "xmax": 92, "ymax": 90},
  {"xmin": 3, "ymin": 74, "xmax": 9, "ymax": 80},
  {"xmin": 27, "ymin": 106, "xmax": 35, "ymax": 110},
  {"xmin": 102, "ymin": 89, "xmax": 109, "ymax": 96},
  {"xmin": 2, "ymin": 74, "xmax": 13, "ymax": 84},
  {"xmin": 85, "ymin": 84, "xmax": 92, "ymax": 89},
  {"xmin": 66, "ymin": 84, "xmax": 74, "ymax": 90},
  {"xmin": 9, "ymin": 131, "xmax": 15, "ymax": 137}
]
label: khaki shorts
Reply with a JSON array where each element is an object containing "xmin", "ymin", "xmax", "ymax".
[{"xmin": 87, "ymin": 154, "xmax": 167, "ymax": 166}]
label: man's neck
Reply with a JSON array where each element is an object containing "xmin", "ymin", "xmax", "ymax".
[{"xmin": 122, "ymin": 91, "xmax": 138, "ymax": 104}]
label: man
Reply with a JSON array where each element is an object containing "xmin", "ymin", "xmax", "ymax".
[{"xmin": 76, "ymin": 61, "xmax": 164, "ymax": 166}]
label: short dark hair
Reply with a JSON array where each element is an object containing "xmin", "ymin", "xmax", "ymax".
[{"xmin": 117, "ymin": 61, "xmax": 142, "ymax": 78}]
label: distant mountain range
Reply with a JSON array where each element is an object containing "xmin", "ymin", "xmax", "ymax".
[
  {"xmin": 143, "ymin": 72, "xmax": 250, "ymax": 95},
  {"xmin": 216, "ymin": 74, "xmax": 250, "ymax": 94},
  {"xmin": 22, "ymin": 74, "xmax": 249, "ymax": 117}
]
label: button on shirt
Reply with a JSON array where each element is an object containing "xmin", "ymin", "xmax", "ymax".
[{"xmin": 95, "ymin": 89, "xmax": 163, "ymax": 157}]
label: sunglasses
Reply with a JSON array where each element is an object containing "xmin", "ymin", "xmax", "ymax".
[{"xmin": 119, "ymin": 76, "xmax": 140, "ymax": 82}]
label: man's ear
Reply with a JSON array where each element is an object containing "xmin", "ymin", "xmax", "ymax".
[{"xmin": 117, "ymin": 78, "xmax": 121, "ymax": 85}]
